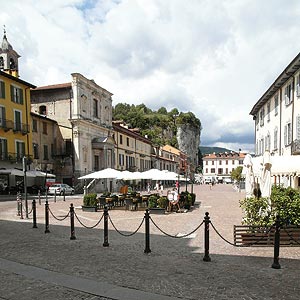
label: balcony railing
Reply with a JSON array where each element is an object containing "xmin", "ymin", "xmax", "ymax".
[
  {"xmin": 292, "ymin": 139, "xmax": 300, "ymax": 155},
  {"xmin": 0, "ymin": 152, "xmax": 33, "ymax": 163},
  {"xmin": 0, "ymin": 119, "xmax": 14, "ymax": 132}
]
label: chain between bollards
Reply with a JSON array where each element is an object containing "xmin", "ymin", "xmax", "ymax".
[
  {"xmin": 144, "ymin": 209, "xmax": 151, "ymax": 253},
  {"xmin": 32, "ymin": 199, "xmax": 37, "ymax": 228},
  {"xmin": 203, "ymin": 212, "xmax": 211, "ymax": 262},
  {"xmin": 272, "ymin": 215, "xmax": 281, "ymax": 269},
  {"xmin": 45, "ymin": 200, "xmax": 50, "ymax": 233},
  {"xmin": 70, "ymin": 203, "xmax": 76, "ymax": 240},
  {"xmin": 103, "ymin": 205, "xmax": 109, "ymax": 247}
]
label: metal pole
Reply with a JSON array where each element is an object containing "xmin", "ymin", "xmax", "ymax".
[
  {"xmin": 17, "ymin": 192, "xmax": 21, "ymax": 216},
  {"xmin": 144, "ymin": 209, "xmax": 151, "ymax": 253},
  {"xmin": 70, "ymin": 203, "xmax": 76, "ymax": 240},
  {"xmin": 272, "ymin": 215, "xmax": 281, "ymax": 269},
  {"xmin": 54, "ymin": 190, "xmax": 56, "ymax": 202},
  {"xmin": 203, "ymin": 212, "xmax": 211, "ymax": 262},
  {"xmin": 45, "ymin": 200, "xmax": 50, "ymax": 233},
  {"xmin": 103, "ymin": 205, "xmax": 109, "ymax": 247},
  {"xmin": 23, "ymin": 156, "xmax": 28, "ymax": 219},
  {"xmin": 63, "ymin": 189, "xmax": 66, "ymax": 201},
  {"xmin": 38, "ymin": 189, "xmax": 41, "ymax": 205},
  {"xmin": 32, "ymin": 199, "xmax": 37, "ymax": 228}
]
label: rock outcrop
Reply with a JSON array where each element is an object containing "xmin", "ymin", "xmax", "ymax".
[{"xmin": 177, "ymin": 124, "xmax": 201, "ymax": 168}]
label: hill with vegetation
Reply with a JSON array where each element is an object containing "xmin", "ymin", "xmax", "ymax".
[
  {"xmin": 200, "ymin": 146, "xmax": 233, "ymax": 155},
  {"xmin": 113, "ymin": 103, "xmax": 201, "ymax": 147}
]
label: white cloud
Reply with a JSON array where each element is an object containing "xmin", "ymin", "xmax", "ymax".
[{"xmin": 2, "ymin": 0, "xmax": 300, "ymax": 153}]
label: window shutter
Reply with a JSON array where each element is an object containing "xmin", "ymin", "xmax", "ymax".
[
  {"xmin": 297, "ymin": 116, "xmax": 300, "ymax": 140},
  {"xmin": 10, "ymin": 85, "xmax": 14, "ymax": 102},
  {"xmin": 284, "ymin": 125, "xmax": 287, "ymax": 145},
  {"xmin": 0, "ymin": 81, "xmax": 5, "ymax": 98},
  {"xmin": 19, "ymin": 88, "xmax": 23, "ymax": 104}
]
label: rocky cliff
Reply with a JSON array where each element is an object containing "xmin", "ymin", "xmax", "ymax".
[{"xmin": 177, "ymin": 124, "xmax": 201, "ymax": 168}]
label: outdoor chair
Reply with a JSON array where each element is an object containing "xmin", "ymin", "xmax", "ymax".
[{"xmin": 125, "ymin": 198, "xmax": 136, "ymax": 211}]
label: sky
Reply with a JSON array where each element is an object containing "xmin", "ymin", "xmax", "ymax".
[{"xmin": 1, "ymin": 0, "xmax": 300, "ymax": 153}]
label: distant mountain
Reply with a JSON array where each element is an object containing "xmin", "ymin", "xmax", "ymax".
[{"xmin": 200, "ymin": 146, "xmax": 234, "ymax": 155}]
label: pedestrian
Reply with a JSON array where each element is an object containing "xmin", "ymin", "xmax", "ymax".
[
  {"xmin": 160, "ymin": 181, "xmax": 164, "ymax": 194},
  {"xmin": 147, "ymin": 182, "xmax": 151, "ymax": 193}
]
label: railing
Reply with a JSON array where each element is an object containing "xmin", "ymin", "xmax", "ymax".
[{"xmin": 0, "ymin": 152, "xmax": 33, "ymax": 163}]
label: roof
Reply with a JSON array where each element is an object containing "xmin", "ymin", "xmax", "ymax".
[
  {"xmin": 250, "ymin": 52, "xmax": 300, "ymax": 116},
  {"xmin": 30, "ymin": 112, "xmax": 58, "ymax": 124},
  {"xmin": 33, "ymin": 82, "xmax": 71, "ymax": 91},
  {"xmin": 203, "ymin": 152, "xmax": 246, "ymax": 159},
  {"xmin": 0, "ymin": 70, "xmax": 36, "ymax": 88}
]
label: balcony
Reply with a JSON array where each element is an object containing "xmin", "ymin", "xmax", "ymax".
[
  {"xmin": 292, "ymin": 139, "xmax": 300, "ymax": 155},
  {"xmin": 0, "ymin": 152, "xmax": 33, "ymax": 163},
  {"xmin": 13, "ymin": 123, "xmax": 30, "ymax": 135},
  {"xmin": 0, "ymin": 119, "xmax": 14, "ymax": 132}
]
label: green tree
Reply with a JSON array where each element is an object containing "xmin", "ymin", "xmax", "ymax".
[{"xmin": 231, "ymin": 166, "xmax": 243, "ymax": 182}]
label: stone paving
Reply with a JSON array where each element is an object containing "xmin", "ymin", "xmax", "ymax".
[{"xmin": 0, "ymin": 184, "xmax": 300, "ymax": 299}]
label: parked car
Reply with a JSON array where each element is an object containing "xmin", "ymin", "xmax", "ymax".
[
  {"xmin": 224, "ymin": 178, "xmax": 233, "ymax": 184},
  {"xmin": 48, "ymin": 183, "xmax": 74, "ymax": 195}
]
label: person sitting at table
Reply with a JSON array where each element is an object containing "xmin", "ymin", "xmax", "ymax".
[{"xmin": 168, "ymin": 188, "xmax": 180, "ymax": 212}]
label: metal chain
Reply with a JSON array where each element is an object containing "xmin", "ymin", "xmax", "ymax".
[
  {"xmin": 74, "ymin": 211, "xmax": 104, "ymax": 229},
  {"xmin": 210, "ymin": 221, "xmax": 275, "ymax": 247},
  {"xmin": 281, "ymin": 227, "xmax": 300, "ymax": 245},
  {"xmin": 108, "ymin": 215, "xmax": 144, "ymax": 237},
  {"xmin": 48, "ymin": 207, "xmax": 70, "ymax": 221},
  {"xmin": 150, "ymin": 217, "xmax": 204, "ymax": 238}
]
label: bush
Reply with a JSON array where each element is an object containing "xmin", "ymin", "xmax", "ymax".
[
  {"xmin": 83, "ymin": 193, "xmax": 98, "ymax": 207},
  {"xmin": 148, "ymin": 194, "xmax": 159, "ymax": 208},
  {"xmin": 240, "ymin": 185, "xmax": 300, "ymax": 226},
  {"xmin": 157, "ymin": 196, "xmax": 168, "ymax": 209}
]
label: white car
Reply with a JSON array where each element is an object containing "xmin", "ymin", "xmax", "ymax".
[{"xmin": 48, "ymin": 184, "xmax": 74, "ymax": 195}]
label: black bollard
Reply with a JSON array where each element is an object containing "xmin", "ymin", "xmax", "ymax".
[
  {"xmin": 272, "ymin": 215, "xmax": 281, "ymax": 269},
  {"xmin": 203, "ymin": 212, "xmax": 211, "ymax": 262},
  {"xmin": 32, "ymin": 199, "xmax": 37, "ymax": 228},
  {"xmin": 103, "ymin": 205, "xmax": 109, "ymax": 247},
  {"xmin": 20, "ymin": 194, "xmax": 24, "ymax": 220},
  {"xmin": 45, "ymin": 200, "xmax": 50, "ymax": 233},
  {"xmin": 144, "ymin": 209, "xmax": 151, "ymax": 253},
  {"xmin": 70, "ymin": 203, "xmax": 76, "ymax": 240},
  {"xmin": 54, "ymin": 190, "xmax": 56, "ymax": 203},
  {"xmin": 63, "ymin": 189, "xmax": 66, "ymax": 201}
]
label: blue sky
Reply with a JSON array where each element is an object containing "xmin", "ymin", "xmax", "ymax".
[{"xmin": 2, "ymin": 0, "xmax": 300, "ymax": 152}]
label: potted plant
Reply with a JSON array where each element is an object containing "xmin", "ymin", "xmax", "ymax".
[
  {"xmin": 82, "ymin": 193, "xmax": 98, "ymax": 212},
  {"xmin": 148, "ymin": 194, "xmax": 165, "ymax": 214}
]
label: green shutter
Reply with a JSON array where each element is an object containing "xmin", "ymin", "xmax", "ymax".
[
  {"xmin": 10, "ymin": 85, "xmax": 14, "ymax": 102},
  {"xmin": 0, "ymin": 81, "xmax": 5, "ymax": 98},
  {"xmin": 19, "ymin": 88, "xmax": 23, "ymax": 104}
]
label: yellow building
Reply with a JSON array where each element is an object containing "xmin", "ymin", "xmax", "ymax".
[{"xmin": 0, "ymin": 30, "xmax": 35, "ymax": 169}]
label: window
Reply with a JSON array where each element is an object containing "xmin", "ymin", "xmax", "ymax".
[
  {"xmin": 10, "ymin": 85, "xmax": 23, "ymax": 104},
  {"xmin": 93, "ymin": 99, "xmax": 98, "ymax": 117},
  {"xmin": 126, "ymin": 137, "xmax": 129, "ymax": 147},
  {"xmin": 265, "ymin": 133, "xmax": 271, "ymax": 151},
  {"xmin": 284, "ymin": 122, "xmax": 292, "ymax": 146},
  {"xmin": 297, "ymin": 115, "xmax": 300, "ymax": 140},
  {"xmin": 39, "ymin": 105, "xmax": 47, "ymax": 115},
  {"xmin": 32, "ymin": 119, "xmax": 37, "ymax": 132},
  {"xmin": 232, "ymin": 160, "xmax": 235, "ymax": 165},
  {"xmin": 0, "ymin": 138, "xmax": 8, "ymax": 160},
  {"xmin": 219, "ymin": 160, "xmax": 222, "ymax": 165},
  {"xmin": 94, "ymin": 155, "xmax": 99, "ymax": 171},
  {"xmin": 296, "ymin": 73, "xmax": 300, "ymax": 97},
  {"xmin": 33, "ymin": 143, "xmax": 39, "ymax": 159},
  {"xmin": 14, "ymin": 110, "xmax": 22, "ymax": 131},
  {"xmin": 267, "ymin": 102, "xmax": 270, "ymax": 122},
  {"xmin": 274, "ymin": 94, "xmax": 279, "ymax": 115},
  {"xmin": 65, "ymin": 139, "xmax": 72, "ymax": 155},
  {"xmin": 120, "ymin": 134, "xmax": 123, "ymax": 145},
  {"xmin": 284, "ymin": 82, "xmax": 293, "ymax": 106},
  {"xmin": 211, "ymin": 168, "xmax": 215, "ymax": 173},
  {"xmin": 205, "ymin": 168, "xmax": 208, "ymax": 173},
  {"xmin": 218, "ymin": 168, "xmax": 222, "ymax": 174},
  {"xmin": 0, "ymin": 80, "xmax": 5, "ymax": 98},
  {"xmin": 226, "ymin": 168, "xmax": 228, "ymax": 174},
  {"xmin": 212, "ymin": 161, "xmax": 214, "ymax": 165},
  {"xmin": 42, "ymin": 122, "xmax": 47, "ymax": 134},
  {"xmin": 0, "ymin": 106, "xmax": 5, "ymax": 127},
  {"xmin": 43, "ymin": 145, "xmax": 48, "ymax": 160},
  {"xmin": 226, "ymin": 160, "xmax": 228, "ymax": 165},
  {"xmin": 119, "ymin": 154, "xmax": 124, "ymax": 166},
  {"xmin": 274, "ymin": 127, "xmax": 278, "ymax": 150},
  {"xmin": 260, "ymin": 108, "xmax": 265, "ymax": 126},
  {"xmin": 16, "ymin": 141, "xmax": 25, "ymax": 160},
  {"xmin": 205, "ymin": 161, "xmax": 208, "ymax": 165}
]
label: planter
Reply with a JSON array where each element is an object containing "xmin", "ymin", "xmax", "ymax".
[
  {"xmin": 149, "ymin": 208, "xmax": 165, "ymax": 215},
  {"xmin": 81, "ymin": 205, "xmax": 98, "ymax": 212}
]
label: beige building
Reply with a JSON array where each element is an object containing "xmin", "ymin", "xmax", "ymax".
[
  {"xmin": 112, "ymin": 121, "xmax": 152, "ymax": 172},
  {"xmin": 30, "ymin": 73, "xmax": 114, "ymax": 189}
]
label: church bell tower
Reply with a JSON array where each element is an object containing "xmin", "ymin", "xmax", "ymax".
[{"xmin": 0, "ymin": 27, "xmax": 20, "ymax": 77}]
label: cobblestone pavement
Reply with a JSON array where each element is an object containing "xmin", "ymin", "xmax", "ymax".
[{"xmin": 0, "ymin": 184, "xmax": 300, "ymax": 299}]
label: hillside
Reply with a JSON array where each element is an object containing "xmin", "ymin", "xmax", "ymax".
[{"xmin": 200, "ymin": 146, "xmax": 233, "ymax": 155}]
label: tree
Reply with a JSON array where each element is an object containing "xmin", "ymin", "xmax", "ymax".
[{"xmin": 231, "ymin": 166, "xmax": 243, "ymax": 182}]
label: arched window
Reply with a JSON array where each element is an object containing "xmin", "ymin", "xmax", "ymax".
[
  {"xmin": 0, "ymin": 57, "xmax": 4, "ymax": 69},
  {"xmin": 39, "ymin": 105, "xmax": 47, "ymax": 115},
  {"xmin": 9, "ymin": 58, "xmax": 15, "ymax": 69}
]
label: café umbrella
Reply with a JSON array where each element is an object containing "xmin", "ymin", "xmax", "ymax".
[{"xmin": 78, "ymin": 168, "xmax": 123, "ymax": 179}]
